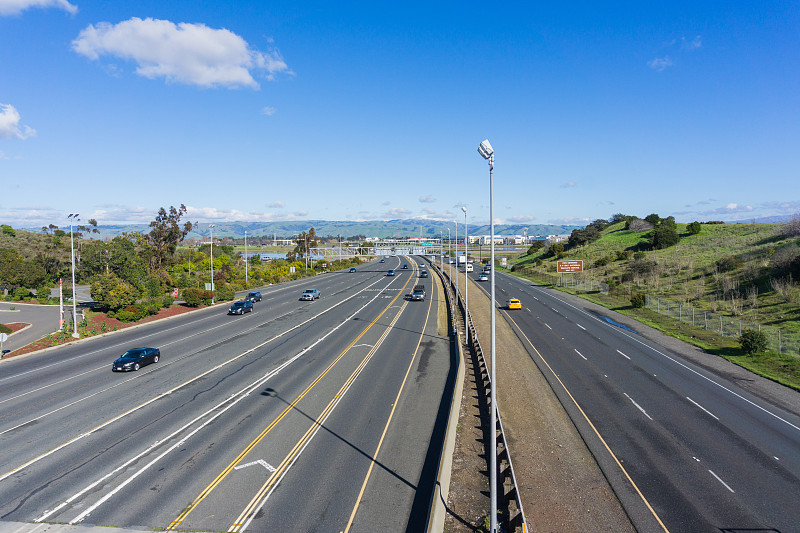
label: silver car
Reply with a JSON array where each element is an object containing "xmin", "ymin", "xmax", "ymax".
[{"xmin": 300, "ymin": 288, "xmax": 320, "ymax": 301}]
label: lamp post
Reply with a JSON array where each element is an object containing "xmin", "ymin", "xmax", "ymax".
[
  {"xmin": 462, "ymin": 205, "xmax": 468, "ymax": 332},
  {"xmin": 67, "ymin": 213, "xmax": 80, "ymax": 338},
  {"xmin": 209, "ymin": 224, "xmax": 216, "ymax": 304},
  {"xmin": 447, "ymin": 228, "xmax": 451, "ymax": 278},
  {"xmin": 477, "ymin": 138, "xmax": 496, "ymax": 533},
  {"xmin": 244, "ymin": 230, "xmax": 248, "ymax": 286},
  {"xmin": 454, "ymin": 219, "xmax": 459, "ymax": 300}
]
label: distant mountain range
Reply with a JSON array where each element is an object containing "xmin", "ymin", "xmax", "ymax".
[{"xmin": 25, "ymin": 220, "xmax": 583, "ymax": 241}]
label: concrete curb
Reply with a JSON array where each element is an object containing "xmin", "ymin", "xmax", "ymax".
[{"xmin": 426, "ymin": 261, "xmax": 466, "ymax": 533}]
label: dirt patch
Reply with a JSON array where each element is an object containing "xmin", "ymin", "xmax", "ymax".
[{"xmin": 1, "ymin": 322, "xmax": 29, "ymax": 334}]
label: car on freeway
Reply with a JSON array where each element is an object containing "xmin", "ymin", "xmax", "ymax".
[
  {"xmin": 300, "ymin": 288, "xmax": 321, "ymax": 300},
  {"xmin": 112, "ymin": 347, "xmax": 160, "ymax": 372},
  {"xmin": 419, "ymin": 263, "xmax": 425, "ymax": 267},
  {"xmin": 229, "ymin": 300, "xmax": 254, "ymax": 315},
  {"xmin": 478, "ymin": 273, "xmax": 489, "ymax": 281},
  {"xmin": 507, "ymin": 298, "xmax": 522, "ymax": 310},
  {"xmin": 410, "ymin": 285, "xmax": 426, "ymax": 301},
  {"xmin": 387, "ymin": 269, "xmax": 395, "ymax": 276},
  {"xmin": 419, "ymin": 270, "xmax": 429, "ymax": 278},
  {"xmin": 246, "ymin": 291, "xmax": 262, "ymax": 302},
  {"xmin": 380, "ymin": 258, "xmax": 385, "ymax": 263},
  {"xmin": 402, "ymin": 264, "xmax": 409, "ymax": 269},
  {"xmin": 349, "ymin": 267, "xmax": 357, "ymax": 273}
]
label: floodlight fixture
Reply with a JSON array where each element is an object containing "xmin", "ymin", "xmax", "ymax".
[{"xmin": 478, "ymin": 139, "xmax": 493, "ymax": 160}]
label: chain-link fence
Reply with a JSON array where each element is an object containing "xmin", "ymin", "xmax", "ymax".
[
  {"xmin": 512, "ymin": 268, "xmax": 609, "ymax": 294},
  {"xmin": 645, "ymin": 295, "xmax": 800, "ymax": 357}
]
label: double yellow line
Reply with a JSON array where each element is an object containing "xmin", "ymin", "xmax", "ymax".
[{"xmin": 168, "ymin": 261, "xmax": 416, "ymax": 531}]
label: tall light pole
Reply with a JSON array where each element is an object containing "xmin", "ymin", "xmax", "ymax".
[
  {"xmin": 67, "ymin": 213, "xmax": 80, "ymax": 338},
  {"xmin": 244, "ymin": 230, "xmax": 248, "ymax": 286},
  {"xmin": 454, "ymin": 219, "xmax": 459, "ymax": 300},
  {"xmin": 447, "ymin": 228, "xmax": 451, "ymax": 279},
  {"xmin": 209, "ymin": 224, "xmax": 216, "ymax": 304},
  {"xmin": 478, "ymin": 138, "xmax": 496, "ymax": 533},
  {"xmin": 462, "ymin": 205, "xmax": 468, "ymax": 331}
]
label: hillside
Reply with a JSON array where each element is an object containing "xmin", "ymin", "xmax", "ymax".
[{"xmin": 509, "ymin": 219, "xmax": 800, "ymax": 388}]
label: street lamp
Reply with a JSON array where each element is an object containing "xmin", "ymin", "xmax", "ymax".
[
  {"xmin": 209, "ymin": 224, "xmax": 216, "ymax": 304},
  {"xmin": 454, "ymin": 219, "xmax": 459, "ymax": 300},
  {"xmin": 477, "ymin": 138, "xmax": 497, "ymax": 533},
  {"xmin": 447, "ymin": 228, "xmax": 451, "ymax": 278},
  {"xmin": 67, "ymin": 213, "xmax": 80, "ymax": 338},
  {"xmin": 462, "ymin": 205, "xmax": 468, "ymax": 332},
  {"xmin": 244, "ymin": 230, "xmax": 248, "ymax": 286}
]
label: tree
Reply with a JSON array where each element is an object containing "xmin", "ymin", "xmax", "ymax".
[
  {"xmin": 0, "ymin": 248, "xmax": 26, "ymax": 286},
  {"xmin": 148, "ymin": 204, "xmax": 194, "ymax": 271},
  {"xmin": 647, "ymin": 225, "xmax": 679, "ymax": 249},
  {"xmin": 568, "ymin": 226, "xmax": 601, "ymax": 247},
  {"xmin": 1, "ymin": 224, "xmax": 15, "ymax": 237},
  {"xmin": 287, "ymin": 228, "xmax": 318, "ymax": 262},
  {"xmin": 526, "ymin": 241, "xmax": 545, "ymax": 255},
  {"xmin": 91, "ymin": 273, "xmax": 140, "ymax": 312},
  {"xmin": 644, "ymin": 213, "xmax": 661, "ymax": 226},
  {"xmin": 686, "ymin": 221, "xmax": 702, "ymax": 235}
]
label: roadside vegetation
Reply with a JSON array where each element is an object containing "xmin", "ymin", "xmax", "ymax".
[
  {"xmin": 507, "ymin": 213, "xmax": 800, "ymax": 390},
  {"xmin": 0, "ymin": 209, "xmax": 359, "ymax": 343}
]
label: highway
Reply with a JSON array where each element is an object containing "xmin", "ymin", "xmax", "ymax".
[
  {"xmin": 0, "ymin": 257, "xmax": 456, "ymax": 532},
  {"xmin": 467, "ymin": 265, "xmax": 800, "ymax": 532}
]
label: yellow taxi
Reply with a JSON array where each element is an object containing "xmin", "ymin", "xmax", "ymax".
[{"xmin": 506, "ymin": 298, "xmax": 522, "ymax": 310}]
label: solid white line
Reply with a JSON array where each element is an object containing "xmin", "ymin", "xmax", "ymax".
[
  {"xmin": 545, "ymin": 323, "xmax": 552, "ymax": 330},
  {"xmin": 574, "ymin": 349, "xmax": 587, "ymax": 361},
  {"xmin": 708, "ymin": 470, "xmax": 735, "ymax": 493},
  {"xmin": 616, "ymin": 349, "xmax": 631, "ymax": 360},
  {"xmin": 624, "ymin": 393, "xmax": 653, "ymax": 421},
  {"xmin": 577, "ymin": 323, "xmax": 586, "ymax": 330},
  {"xmin": 686, "ymin": 397, "xmax": 719, "ymax": 420}
]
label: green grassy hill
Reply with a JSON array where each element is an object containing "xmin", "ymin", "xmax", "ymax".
[{"xmin": 509, "ymin": 219, "xmax": 800, "ymax": 389}]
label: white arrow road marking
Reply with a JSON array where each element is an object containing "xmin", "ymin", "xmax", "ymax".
[{"xmin": 235, "ymin": 460, "xmax": 276, "ymax": 473}]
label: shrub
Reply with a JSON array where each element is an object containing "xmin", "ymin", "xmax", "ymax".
[
  {"xmin": 633, "ymin": 251, "xmax": 646, "ymax": 261},
  {"xmin": 115, "ymin": 304, "xmax": 148, "ymax": 322},
  {"xmin": 216, "ymin": 284, "xmax": 235, "ymax": 301},
  {"xmin": 615, "ymin": 250, "xmax": 633, "ymax": 261},
  {"xmin": 162, "ymin": 295, "xmax": 174, "ymax": 308},
  {"xmin": 526, "ymin": 241, "xmax": 545, "ymax": 255},
  {"xmin": 183, "ymin": 288, "xmax": 213, "ymax": 307},
  {"xmin": 630, "ymin": 293, "xmax": 646, "ymax": 308},
  {"xmin": 686, "ymin": 221, "xmax": 702, "ymax": 235},
  {"xmin": 594, "ymin": 256, "xmax": 613, "ymax": 267},
  {"xmin": 12, "ymin": 287, "xmax": 32, "ymax": 300},
  {"xmin": 739, "ymin": 329, "xmax": 768, "ymax": 355},
  {"xmin": 715, "ymin": 256, "xmax": 742, "ymax": 273}
]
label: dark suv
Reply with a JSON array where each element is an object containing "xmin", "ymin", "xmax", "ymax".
[
  {"xmin": 246, "ymin": 291, "xmax": 262, "ymax": 302},
  {"xmin": 229, "ymin": 300, "xmax": 254, "ymax": 315}
]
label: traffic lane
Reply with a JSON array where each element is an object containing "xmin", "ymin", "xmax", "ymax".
[
  {"xmin": 1, "ymin": 273, "xmax": 411, "ymax": 526},
  {"xmin": 0, "ymin": 269, "xmax": 397, "ymax": 431},
  {"xmin": 152, "ymin": 280, "xmax": 420, "ymax": 531},
  {"xmin": 492, "ymin": 276, "xmax": 800, "ymax": 530},
  {"xmin": 0, "ymin": 270, "xmax": 408, "ymax": 479},
  {"xmin": 227, "ymin": 274, "xmax": 449, "ymax": 532},
  {"xmin": 502, "ymin": 276, "xmax": 800, "ymax": 475}
]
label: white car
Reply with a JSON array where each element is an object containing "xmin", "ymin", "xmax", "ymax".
[{"xmin": 478, "ymin": 274, "xmax": 489, "ymax": 282}]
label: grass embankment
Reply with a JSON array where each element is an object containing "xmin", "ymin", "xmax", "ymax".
[{"xmin": 507, "ymin": 220, "xmax": 800, "ymax": 391}]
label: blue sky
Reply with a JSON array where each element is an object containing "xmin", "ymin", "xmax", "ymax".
[{"xmin": 1, "ymin": 1, "xmax": 798, "ymax": 229}]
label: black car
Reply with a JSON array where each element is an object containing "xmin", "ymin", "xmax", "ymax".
[
  {"xmin": 380, "ymin": 258, "xmax": 385, "ymax": 263},
  {"xmin": 112, "ymin": 347, "xmax": 160, "ymax": 372},
  {"xmin": 349, "ymin": 267, "xmax": 357, "ymax": 273},
  {"xmin": 402, "ymin": 264, "xmax": 409, "ymax": 269},
  {"xmin": 246, "ymin": 291, "xmax": 262, "ymax": 302},
  {"xmin": 229, "ymin": 300, "xmax": 254, "ymax": 314},
  {"xmin": 387, "ymin": 269, "xmax": 395, "ymax": 276}
]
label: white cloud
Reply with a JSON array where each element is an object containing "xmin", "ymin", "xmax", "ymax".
[
  {"xmin": 648, "ymin": 56, "xmax": 674, "ymax": 72},
  {"xmin": 267, "ymin": 201, "xmax": 284, "ymax": 208},
  {"xmin": 560, "ymin": 180, "xmax": 576, "ymax": 188},
  {"xmin": 261, "ymin": 106, "xmax": 276, "ymax": 116},
  {"xmin": 72, "ymin": 17, "xmax": 290, "ymax": 89},
  {"xmin": 384, "ymin": 207, "xmax": 411, "ymax": 219},
  {"xmin": 682, "ymin": 35, "xmax": 702, "ymax": 50},
  {"xmin": 0, "ymin": 0, "xmax": 77, "ymax": 16},
  {"xmin": 419, "ymin": 195, "xmax": 436, "ymax": 203},
  {"xmin": 0, "ymin": 103, "xmax": 36, "ymax": 140},
  {"xmin": 509, "ymin": 215, "xmax": 536, "ymax": 223}
]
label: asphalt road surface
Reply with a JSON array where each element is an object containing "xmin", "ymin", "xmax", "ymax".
[
  {"xmin": 0, "ymin": 258, "xmax": 455, "ymax": 532},
  {"xmin": 470, "ymin": 266, "xmax": 800, "ymax": 532}
]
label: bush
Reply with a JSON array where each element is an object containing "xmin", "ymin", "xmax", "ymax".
[
  {"xmin": 12, "ymin": 287, "xmax": 32, "ymax": 300},
  {"xmin": 630, "ymin": 293, "xmax": 646, "ymax": 308},
  {"xmin": 686, "ymin": 221, "xmax": 702, "ymax": 235},
  {"xmin": 739, "ymin": 329, "xmax": 768, "ymax": 355},
  {"xmin": 216, "ymin": 284, "xmax": 235, "ymax": 301},
  {"xmin": 615, "ymin": 250, "xmax": 633, "ymax": 261},
  {"xmin": 715, "ymin": 256, "xmax": 742, "ymax": 272},
  {"xmin": 594, "ymin": 256, "xmax": 612, "ymax": 267},
  {"xmin": 162, "ymin": 295, "xmax": 174, "ymax": 308},
  {"xmin": 115, "ymin": 304, "xmax": 149, "ymax": 322},
  {"xmin": 633, "ymin": 251, "xmax": 646, "ymax": 261},
  {"xmin": 182, "ymin": 288, "xmax": 214, "ymax": 307}
]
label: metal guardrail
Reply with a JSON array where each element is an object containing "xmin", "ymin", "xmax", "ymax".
[{"xmin": 432, "ymin": 260, "xmax": 528, "ymax": 532}]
